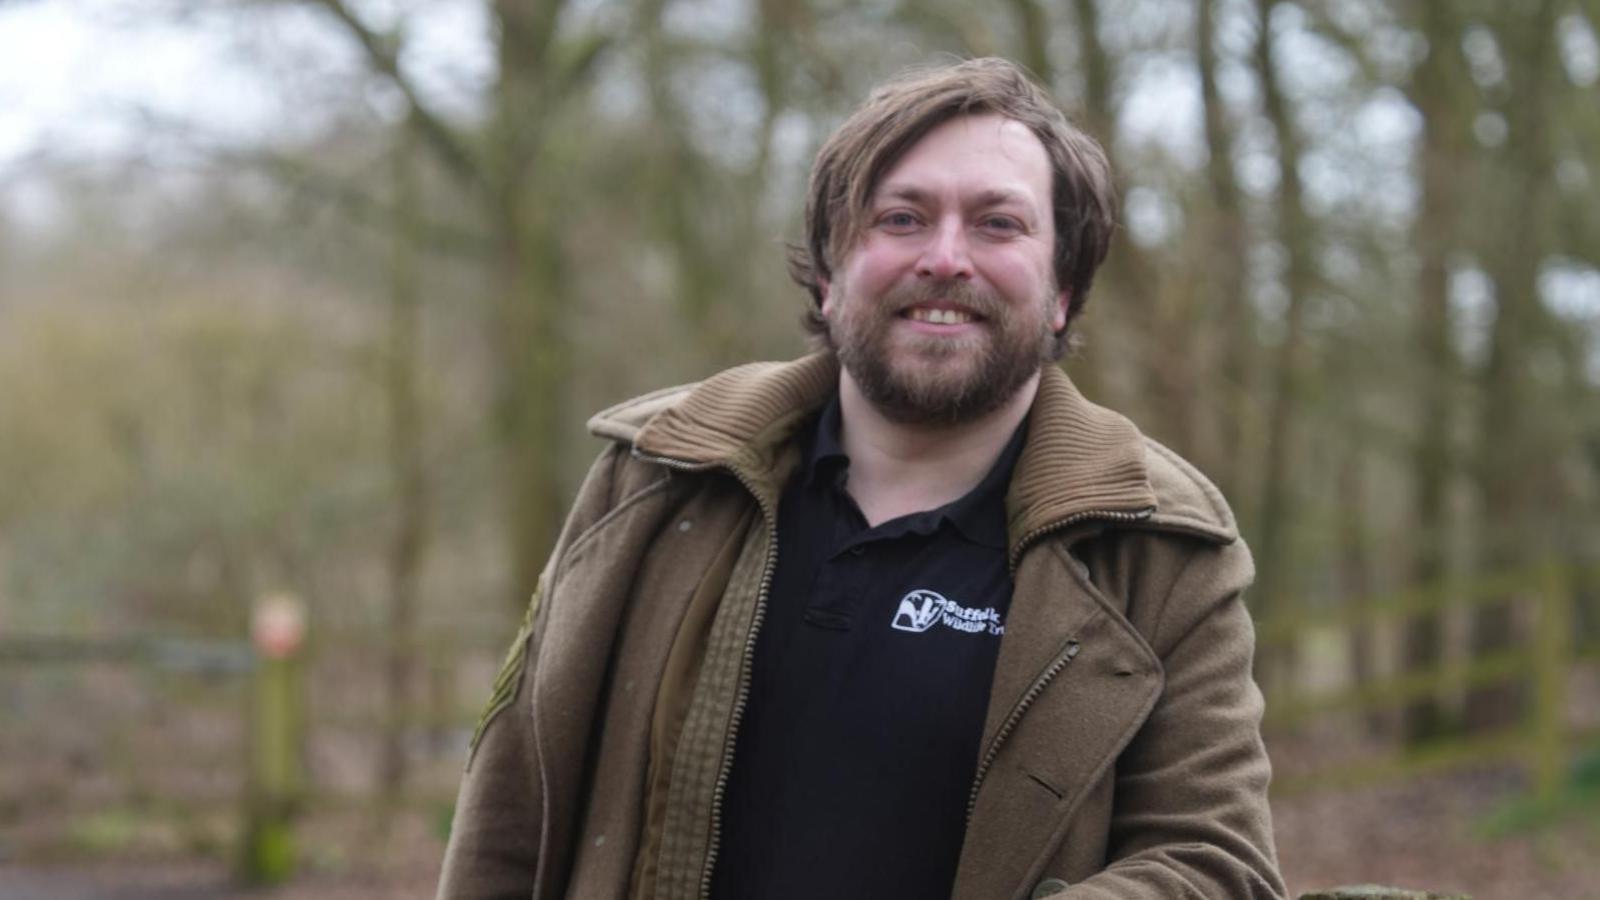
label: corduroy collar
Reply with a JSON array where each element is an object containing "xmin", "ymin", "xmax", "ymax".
[{"xmin": 630, "ymin": 352, "xmax": 1159, "ymax": 560}]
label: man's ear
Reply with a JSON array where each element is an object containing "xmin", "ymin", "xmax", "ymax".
[
  {"xmin": 1051, "ymin": 288, "xmax": 1070, "ymax": 332},
  {"xmin": 819, "ymin": 278, "xmax": 834, "ymax": 317}
]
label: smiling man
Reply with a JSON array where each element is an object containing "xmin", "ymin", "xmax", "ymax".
[{"xmin": 438, "ymin": 58, "xmax": 1286, "ymax": 900}]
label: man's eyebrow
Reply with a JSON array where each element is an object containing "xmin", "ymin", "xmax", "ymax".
[
  {"xmin": 874, "ymin": 185, "xmax": 1036, "ymax": 210},
  {"xmin": 970, "ymin": 188, "xmax": 1033, "ymax": 209},
  {"xmin": 876, "ymin": 185, "xmax": 931, "ymax": 205}
]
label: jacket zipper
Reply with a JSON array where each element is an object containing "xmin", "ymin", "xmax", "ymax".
[
  {"xmin": 631, "ymin": 449, "xmax": 779, "ymax": 900},
  {"xmin": 966, "ymin": 639, "xmax": 1079, "ymax": 822},
  {"xmin": 967, "ymin": 505, "xmax": 1155, "ymax": 822}
]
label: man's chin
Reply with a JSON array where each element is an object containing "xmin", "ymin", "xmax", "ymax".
[
  {"xmin": 855, "ymin": 368, "xmax": 994, "ymax": 425},
  {"xmin": 845, "ymin": 340, "xmax": 1050, "ymax": 426}
]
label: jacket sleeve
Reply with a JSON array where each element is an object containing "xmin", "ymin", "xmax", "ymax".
[
  {"xmin": 436, "ymin": 445, "xmax": 631, "ymax": 900},
  {"xmin": 1062, "ymin": 537, "xmax": 1287, "ymax": 900}
]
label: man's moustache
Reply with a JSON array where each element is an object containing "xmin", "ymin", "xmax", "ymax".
[{"xmin": 883, "ymin": 281, "xmax": 1003, "ymax": 318}]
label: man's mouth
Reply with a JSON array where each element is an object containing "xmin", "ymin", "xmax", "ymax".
[{"xmin": 901, "ymin": 306, "xmax": 981, "ymax": 325}]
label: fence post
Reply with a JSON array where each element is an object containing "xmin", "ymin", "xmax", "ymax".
[
  {"xmin": 1530, "ymin": 561, "xmax": 1569, "ymax": 804},
  {"xmin": 239, "ymin": 592, "xmax": 307, "ymax": 885}
]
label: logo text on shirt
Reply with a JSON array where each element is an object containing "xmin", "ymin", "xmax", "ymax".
[{"xmin": 890, "ymin": 589, "xmax": 1004, "ymax": 636}]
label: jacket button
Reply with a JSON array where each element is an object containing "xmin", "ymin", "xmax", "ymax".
[{"xmin": 1031, "ymin": 877, "xmax": 1070, "ymax": 899}]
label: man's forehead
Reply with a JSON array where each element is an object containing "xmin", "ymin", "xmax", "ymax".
[{"xmin": 870, "ymin": 114, "xmax": 1051, "ymax": 202}]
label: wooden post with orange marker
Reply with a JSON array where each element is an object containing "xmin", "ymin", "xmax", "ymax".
[{"xmin": 239, "ymin": 592, "xmax": 307, "ymax": 885}]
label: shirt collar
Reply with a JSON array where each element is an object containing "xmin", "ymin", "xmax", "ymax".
[
  {"xmin": 803, "ymin": 395, "xmax": 850, "ymax": 491},
  {"xmin": 801, "ymin": 393, "xmax": 1028, "ymax": 550}
]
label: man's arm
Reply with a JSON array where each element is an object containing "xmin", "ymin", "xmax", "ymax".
[
  {"xmin": 1064, "ymin": 538, "xmax": 1287, "ymax": 900},
  {"xmin": 435, "ymin": 573, "xmax": 548, "ymax": 899},
  {"xmin": 436, "ymin": 445, "xmax": 631, "ymax": 900}
]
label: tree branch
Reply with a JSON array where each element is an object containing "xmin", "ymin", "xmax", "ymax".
[
  {"xmin": 554, "ymin": 28, "xmax": 614, "ymax": 96},
  {"xmin": 238, "ymin": 147, "xmax": 492, "ymax": 258},
  {"xmin": 304, "ymin": 0, "xmax": 487, "ymax": 194}
]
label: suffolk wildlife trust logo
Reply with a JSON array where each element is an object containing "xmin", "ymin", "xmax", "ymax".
[{"xmin": 890, "ymin": 589, "xmax": 1004, "ymax": 636}]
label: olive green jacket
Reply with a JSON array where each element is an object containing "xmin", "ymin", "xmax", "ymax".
[{"xmin": 437, "ymin": 352, "xmax": 1286, "ymax": 900}]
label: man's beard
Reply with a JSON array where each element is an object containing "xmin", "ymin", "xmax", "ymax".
[{"xmin": 829, "ymin": 278, "xmax": 1056, "ymax": 427}]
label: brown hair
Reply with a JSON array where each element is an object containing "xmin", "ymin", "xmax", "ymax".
[{"xmin": 790, "ymin": 57, "xmax": 1117, "ymax": 357}]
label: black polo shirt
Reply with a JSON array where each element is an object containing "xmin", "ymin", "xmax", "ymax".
[{"xmin": 711, "ymin": 396, "xmax": 1027, "ymax": 900}]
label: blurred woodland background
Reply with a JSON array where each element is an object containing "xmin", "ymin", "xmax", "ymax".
[{"xmin": 2, "ymin": 0, "xmax": 1598, "ymax": 897}]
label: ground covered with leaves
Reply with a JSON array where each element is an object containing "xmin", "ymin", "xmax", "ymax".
[{"xmin": 5, "ymin": 757, "xmax": 1599, "ymax": 899}]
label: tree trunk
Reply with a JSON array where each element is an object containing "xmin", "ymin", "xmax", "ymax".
[
  {"xmin": 304, "ymin": 0, "xmax": 586, "ymax": 611},
  {"xmin": 1196, "ymin": 0, "xmax": 1254, "ymax": 512},
  {"xmin": 490, "ymin": 0, "xmax": 577, "ymax": 608},
  {"xmin": 1250, "ymin": 0, "xmax": 1315, "ymax": 698},
  {"xmin": 379, "ymin": 119, "xmax": 428, "ymax": 802},
  {"xmin": 1400, "ymin": 2, "xmax": 1466, "ymax": 745},
  {"xmin": 1466, "ymin": 0, "xmax": 1561, "ymax": 732},
  {"xmin": 1010, "ymin": 0, "xmax": 1052, "ymax": 87},
  {"xmin": 1075, "ymin": 0, "xmax": 1205, "ymax": 460},
  {"xmin": 639, "ymin": 0, "xmax": 738, "ymax": 364},
  {"xmin": 1337, "ymin": 430, "xmax": 1383, "ymax": 735},
  {"xmin": 1062, "ymin": 0, "xmax": 1143, "ymax": 408}
]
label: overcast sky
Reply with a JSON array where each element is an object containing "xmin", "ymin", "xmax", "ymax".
[
  {"xmin": 1, "ymin": 2, "xmax": 268, "ymax": 164},
  {"xmin": 0, "ymin": 0, "xmax": 492, "ymax": 166}
]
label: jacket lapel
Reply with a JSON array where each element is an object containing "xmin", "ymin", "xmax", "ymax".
[{"xmin": 953, "ymin": 541, "xmax": 1164, "ymax": 900}]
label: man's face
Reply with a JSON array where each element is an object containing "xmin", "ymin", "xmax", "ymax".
[{"xmin": 821, "ymin": 113, "xmax": 1067, "ymax": 426}]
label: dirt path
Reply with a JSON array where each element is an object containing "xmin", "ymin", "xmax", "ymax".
[
  {"xmin": 4, "ymin": 765, "xmax": 1595, "ymax": 899},
  {"xmin": 0, "ymin": 862, "xmax": 439, "ymax": 899},
  {"xmin": 1276, "ymin": 766, "xmax": 1599, "ymax": 900}
]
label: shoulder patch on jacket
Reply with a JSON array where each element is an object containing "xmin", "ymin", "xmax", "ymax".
[
  {"xmin": 1141, "ymin": 437, "xmax": 1238, "ymax": 544},
  {"xmin": 466, "ymin": 576, "xmax": 544, "ymax": 769}
]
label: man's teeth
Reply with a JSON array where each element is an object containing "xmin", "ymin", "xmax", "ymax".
[{"xmin": 906, "ymin": 308, "xmax": 975, "ymax": 325}]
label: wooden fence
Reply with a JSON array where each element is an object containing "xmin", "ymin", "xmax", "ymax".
[
  {"xmin": 4, "ymin": 565, "xmax": 1594, "ymax": 890},
  {"xmin": 1259, "ymin": 561, "xmax": 1600, "ymax": 800},
  {"xmin": 0, "ymin": 595, "xmax": 507, "ymax": 884}
]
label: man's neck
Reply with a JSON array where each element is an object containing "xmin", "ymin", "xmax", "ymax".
[{"xmin": 837, "ymin": 370, "xmax": 1039, "ymax": 527}]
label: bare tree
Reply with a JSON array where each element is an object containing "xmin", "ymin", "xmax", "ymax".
[
  {"xmin": 1196, "ymin": 0, "xmax": 1255, "ymax": 509},
  {"xmin": 1399, "ymin": 0, "xmax": 1470, "ymax": 744},
  {"xmin": 305, "ymin": 0, "xmax": 610, "ymax": 608},
  {"xmin": 379, "ymin": 118, "xmax": 427, "ymax": 801},
  {"xmin": 1467, "ymin": 0, "xmax": 1564, "ymax": 731},
  {"xmin": 1250, "ymin": 0, "xmax": 1318, "ymax": 696}
]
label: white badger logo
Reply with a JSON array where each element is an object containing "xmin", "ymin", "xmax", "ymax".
[
  {"xmin": 891, "ymin": 589, "xmax": 1005, "ymax": 636},
  {"xmin": 891, "ymin": 589, "xmax": 948, "ymax": 633}
]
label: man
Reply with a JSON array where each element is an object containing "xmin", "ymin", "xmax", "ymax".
[{"xmin": 439, "ymin": 58, "xmax": 1285, "ymax": 900}]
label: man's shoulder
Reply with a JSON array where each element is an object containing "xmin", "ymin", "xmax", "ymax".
[
  {"xmin": 585, "ymin": 356, "xmax": 837, "ymax": 448},
  {"xmin": 1137, "ymin": 436, "xmax": 1239, "ymax": 545}
]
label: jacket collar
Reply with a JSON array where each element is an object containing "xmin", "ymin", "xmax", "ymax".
[{"xmin": 608, "ymin": 352, "xmax": 1193, "ymax": 554}]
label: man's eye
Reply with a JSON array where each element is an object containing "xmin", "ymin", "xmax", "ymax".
[
  {"xmin": 981, "ymin": 216, "xmax": 1023, "ymax": 233},
  {"xmin": 879, "ymin": 212, "xmax": 919, "ymax": 230}
]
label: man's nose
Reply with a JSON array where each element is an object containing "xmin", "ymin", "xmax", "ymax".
[{"xmin": 915, "ymin": 217, "xmax": 974, "ymax": 281}]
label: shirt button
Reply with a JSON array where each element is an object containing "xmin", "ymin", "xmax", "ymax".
[{"xmin": 848, "ymin": 545, "xmax": 865, "ymax": 556}]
